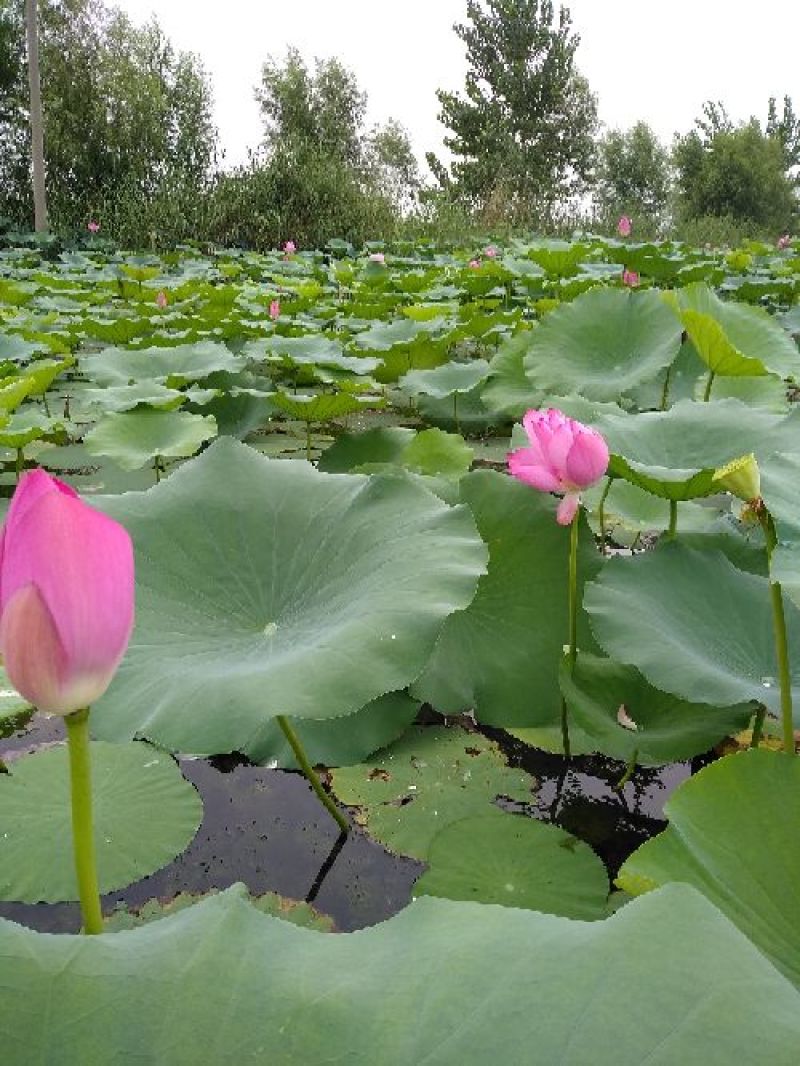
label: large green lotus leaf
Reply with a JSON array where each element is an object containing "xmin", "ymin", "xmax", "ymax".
[
  {"xmin": 560, "ymin": 652, "xmax": 753, "ymax": 765},
  {"xmin": 23, "ymin": 355, "xmax": 74, "ymax": 396},
  {"xmin": 399, "ymin": 359, "xmax": 491, "ymax": 398},
  {"xmin": 245, "ymin": 691, "xmax": 420, "ymax": 768},
  {"xmin": 593, "ymin": 399, "xmax": 800, "ymax": 501},
  {"xmin": 331, "ymin": 725, "xmax": 536, "ymax": 859},
  {"xmin": 1, "ymin": 885, "xmax": 799, "ymax": 1064},
  {"xmin": 582, "ymin": 479, "xmax": 717, "ymax": 542},
  {"xmin": 0, "ymin": 407, "xmax": 62, "ymax": 448},
  {"xmin": 84, "ymin": 409, "xmax": 217, "ymax": 469},
  {"xmin": 82, "ymin": 341, "xmax": 245, "ymax": 386},
  {"xmin": 584, "ymin": 541, "xmax": 800, "ymax": 718},
  {"xmin": 82, "ymin": 381, "xmax": 186, "ymax": 412},
  {"xmin": 0, "ymin": 741, "xmax": 202, "ymax": 902},
  {"xmin": 317, "ymin": 426, "xmax": 416, "ymax": 472},
  {"xmin": 521, "ymin": 288, "xmax": 682, "ymax": 400},
  {"xmin": 269, "ymin": 390, "xmax": 378, "ymax": 423},
  {"xmin": 669, "ymin": 283, "xmax": 799, "ymax": 379},
  {"xmin": 415, "ymin": 813, "xmax": 609, "ymax": 918},
  {"xmin": 480, "ymin": 332, "xmax": 542, "ymax": 417},
  {"xmin": 0, "ymin": 374, "xmax": 35, "ymax": 413},
  {"xmin": 414, "ymin": 470, "xmax": 601, "ymax": 728},
  {"xmin": 618, "ymin": 750, "xmax": 800, "ymax": 987},
  {"xmin": 697, "ymin": 372, "xmax": 788, "ymax": 410},
  {"xmin": 402, "ymin": 427, "xmax": 473, "ymax": 478},
  {"xmin": 681, "ymin": 310, "xmax": 768, "ymax": 376},
  {"xmin": 352, "ymin": 317, "xmax": 440, "ymax": 351},
  {"xmin": 92, "ymin": 439, "xmax": 487, "ymax": 752}
]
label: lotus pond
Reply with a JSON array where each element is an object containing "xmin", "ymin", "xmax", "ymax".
[{"xmin": 1, "ymin": 233, "xmax": 800, "ymax": 1062}]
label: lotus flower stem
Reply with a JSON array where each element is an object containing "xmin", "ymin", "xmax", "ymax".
[
  {"xmin": 750, "ymin": 705, "xmax": 766, "ymax": 748},
  {"xmin": 305, "ymin": 423, "xmax": 312, "ymax": 463},
  {"xmin": 560, "ymin": 509, "xmax": 581, "ymax": 757},
  {"xmin": 14, "ymin": 449, "xmax": 23, "ymax": 482},
  {"xmin": 276, "ymin": 715, "xmax": 350, "ymax": 833},
  {"xmin": 598, "ymin": 477, "xmax": 612, "ymax": 556},
  {"xmin": 659, "ymin": 365, "xmax": 672, "ymax": 411},
  {"xmin": 668, "ymin": 500, "xmax": 678, "ymax": 537},
  {"xmin": 758, "ymin": 509, "xmax": 795, "ymax": 755},
  {"xmin": 703, "ymin": 371, "xmax": 716, "ymax": 402},
  {"xmin": 64, "ymin": 708, "xmax": 104, "ymax": 934},
  {"xmin": 615, "ymin": 748, "xmax": 638, "ymax": 790},
  {"xmin": 453, "ymin": 392, "xmax": 460, "ymax": 435}
]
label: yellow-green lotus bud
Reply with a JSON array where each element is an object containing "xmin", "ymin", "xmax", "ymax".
[{"xmin": 713, "ymin": 454, "xmax": 761, "ymax": 502}]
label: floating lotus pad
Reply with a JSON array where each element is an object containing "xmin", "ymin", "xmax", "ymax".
[
  {"xmin": 618, "ymin": 750, "xmax": 800, "ymax": 988},
  {"xmin": 82, "ymin": 341, "xmax": 246, "ymax": 387},
  {"xmin": 414, "ymin": 813, "xmax": 609, "ymax": 918},
  {"xmin": 0, "ymin": 741, "xmax": 202, "ymax": 902},
  {"xmin": 331, "ymin": 725, "xmax": 536, "ymax": 859},
  {"xmin": 92, "ymin": 438, "xmax": 487, "ymax": 753},
  {"xmin": 1, "ymin": 885, "xmax": 798, "ymax": 1063}
]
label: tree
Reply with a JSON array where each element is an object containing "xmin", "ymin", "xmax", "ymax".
[
  {"xmin": 594, "ymin": 122, "xmax": 671, "ymax": 224},
  {"xmin": 24, "ymin": 0, "xmax": 47, "ymax": 230},
  {"xmin": 0, "ymin": 0, "xmax": 216, "ymax": 237},
  {"xmin": 428, "ymin": 0, "xmax": 598, "ymax": 222},
  {"xmin": 766, "ymin": 95, "xmax": 800, "ymax": 176},
  {"xmin": 673, "ymin": 118, "xmax": 796, "ymax": 232}
]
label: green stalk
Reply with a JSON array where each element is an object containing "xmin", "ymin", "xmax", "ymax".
[
  {"xmin": 276, "ymin": 715, "xmax": 349, "ymax": 832},
  {"xmin": 668, "ymin": 499, "xmax": 678, "ymax": 537},
  {"xmin": 559, "ymin": 508, "xmax": 580, "ymax": 758},
  {"xmin": 759, "ymin": 510, "xmax": 795, "ymax": 755},
  {"xmin": 64, "ymin": 708, "xmax": 103, "ymax": 934},
  {"xmin": 15, "ymin": 448, "xmax": 23, "ymax": 482},
  {"xmin": 750, "ymin": 705, "xmax": 766, "ymax": 749},
  {"xmin": 597, "ymin": 477, "xmax": 612, "ymax": 556},
  {"xmin": 659, "ymin": 365, "xmax": 673, "ymax": 411},
  {"xmin": 703, "ymin": 371, "xmax": 716, "ymax": 402},
  {"xmin": 305, "ymin": 423, "xmax": 312, "ymax": 462},
  {"xmin": 453, "ymin": 392, "xmax": 460, "ymax": 435}
]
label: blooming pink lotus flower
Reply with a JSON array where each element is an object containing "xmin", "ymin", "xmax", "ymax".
[
  {"xmin": 283, "ymin": 240, "xmax": 296, "ymax": 254},
  {"xmin": 484, "ymin": 245, "xmax": 498, "ymax": 258},
  {"xmin": 622, "ymin": 268, "xmax": 639, "ymax": 287},
  {"xmin": 468, "ymin": 259, "xmax": 481, "ymax": 269},
  {"xmin": 87, "ymin": 220, "xmax": 100, "ymax": 234},
  {"xmin": 269, "ymin": 298, "xmax": 280, "ymax": 321},
  {"xmin": 778, "ymin": 234, "xmax": 791, "ymax": 250},
  {"xmin": 617, "ymin": 215, "xmax": 632, "ymax": 238},
  {"xmin": 508, "ymin": 408, "xmax": 610, "ymax": 525},
  {"xmin": 369, "ymin": 252, "xmax": 386, "ymax": 264},
  {"xmin": 0, "ymin": 469, "xmax": 134, "ymax": 715},
  {"xmin": 155, "ymin": 290, "xmax": 168, "ymax": 309}
]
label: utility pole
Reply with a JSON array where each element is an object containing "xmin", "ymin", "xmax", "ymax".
[{"xmin": 25, "ymin": 0, "xmax": 48, "ymax": 231}]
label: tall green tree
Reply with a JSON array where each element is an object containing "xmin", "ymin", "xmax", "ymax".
[
  {"xmin": 428, "ymin": 0, "xmax": 598, "ymax": 222},
  {"xmin": 594, "ymin": 122, "xmax": 671, "ymax": 225},
  {"xmin": 673, "ymin": 99, "xmax": 799, "ymax": 233},
  {"xmin": 0, "ymin": 0, "xmax": 216, "ymax": 237}
]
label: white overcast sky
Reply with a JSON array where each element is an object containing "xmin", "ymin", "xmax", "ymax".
[{"xmin": 113, "ymin": 0, "xmax": 799, "ymax": 171}]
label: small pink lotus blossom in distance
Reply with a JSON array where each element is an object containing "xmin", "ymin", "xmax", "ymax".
[
  {"xmin": 87, "ymin": 220, "xmax": 100, "ymax": 234},
  {"xmin": 269, "ymin": 299, "xmax": 280, "ymax": 321},
  {"xmin": 508, "ymin": 408, "xmax": 610, "ymax": 525},
  {"xmin": 283, "ymin": 240, "xmax": 296, "ymax": 254},
  {"xmin": 155, "ymin": 290, "xmax": 168, "ymax": 309},
  {"xmin": 617, "ymin": 215, "xmax": 632, "ymax": 238},
  {"xmin": 0, "ymin": 469, "xmax": 134, "ymax": 715},
  {"xmin": 369, "ymin": 252, "xmax": 386, "ymax": 264},
  {"xmin": 622, "ymin": 268, "xmax": 640, "ymax": 287},
  {"xmin": 777, "ymin": 234, "xmax": 791, "ymax": 250},
  {"xmin": 468, "ymin": 259, "xmax": 481, "ymax": 269},
  {"xmin": 484, "ymin": 245, "xmax": 498, "ymax": 258}
]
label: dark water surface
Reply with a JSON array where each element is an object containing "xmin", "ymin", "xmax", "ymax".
[{"xmin": 0, "ymin": 712, "xmax": 692, "ymax": 934}]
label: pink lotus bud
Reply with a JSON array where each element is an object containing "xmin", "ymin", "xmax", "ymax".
[
  {"xmin": 87, "ymin": 221, "xmax": 100, "ymax": 234},
  {"xmin": 617, "ymin": 215, "xmax": 632, "ymax": 238},
  {"xmin": 508, "ymin": 408, "xmax": 610, "ymax": 525},
  {"xmin": 0, "ymin": 469, "xmax": 134, "ymax": 715},
  {"xmin": 622, "ymin": 268, "xmax": 639, "ymax": 287},
  {"xmin": 369, "ymin": 252, "xmax": 386, "ymax": 264},
  {"xmin": 777, "ymin": 234, "xmax": 791, "ymax": 250},
  {"xmin": 468, "ymin": 259, "xmax": 481, "ymax": 269},
  {"xmin": 269, "ymin": 299, "xmax": 280, "ymax": 321},
  {"xmin": 156, "ymin": 290, "xmax": 168, "ymax": 309},
  {"xmin": 283, "ymin": 240, "xmax": 296, "ymax": 254},
  {"xmin": 484, "ymin": 246, "xmax": 498, "ymax": 258}
]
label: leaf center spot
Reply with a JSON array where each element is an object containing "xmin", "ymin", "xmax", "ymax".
[{"xmin": 262, "ymin": 622, "xmax": 278, "ymax": 638}]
